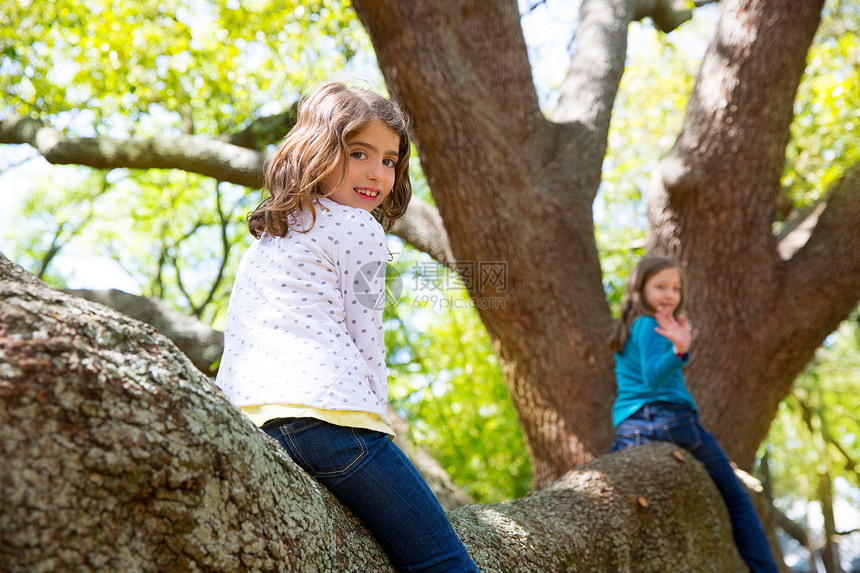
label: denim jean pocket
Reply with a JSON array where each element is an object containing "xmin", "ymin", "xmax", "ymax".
[
  {"xmin": 612, "ymin": 425, "xmax": 644, "ymax": 451},
  {"xmin": 279, "ymin": 419, "xmax": 368, "ymax": 478},
  {"xmin": 663, "ymin": 417, "xmax": 703, "ymax": 451}
]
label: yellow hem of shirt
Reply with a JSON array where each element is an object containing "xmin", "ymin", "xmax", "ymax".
[{"xmin": 241, "ymin": 403, "xmax": 395, "ymax": 438}]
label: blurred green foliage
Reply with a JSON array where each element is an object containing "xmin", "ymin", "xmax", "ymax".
[
  {"xmin": 760, "ymin": 309, "xmax": 860, "ymax": 533},
  {"xmin": 782, "ymin": 3, "xmax": 860, "ymax": 214},
  {"xmin": 1, "ymin": 0, "xmax": 370, "ymax": 325},
  {"xmin": 1, "ymin": 0, "xmax": 365, "ymax": 132},
  {"xmin": 385, "ymin": 244, "xmax": 533, "ymax": 503}
]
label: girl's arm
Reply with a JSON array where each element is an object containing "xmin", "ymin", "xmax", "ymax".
[
  {"xmin": 635, "ymin": 316, "xmax": 690, "ymax": 389},
  {"xmin": 334, "ymin": 211, "xmax": 389, "ymax": 369}
]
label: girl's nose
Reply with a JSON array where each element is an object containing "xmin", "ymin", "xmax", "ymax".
[
  {"xmin": 368, "ymin": 163, "xmax": 385, "ymax": 181},
  {"xmin": 366, "ymin": 163, "xmax": 379, "ymax": 179}
]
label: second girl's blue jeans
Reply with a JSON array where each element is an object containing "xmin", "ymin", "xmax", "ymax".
[
  {"xmin": 263, "ymin": 417, "xmax": 480, "ymax": 573},
  {"xmin": 611, "ymin": 402, "xmax": 779, "ymax": 573}
]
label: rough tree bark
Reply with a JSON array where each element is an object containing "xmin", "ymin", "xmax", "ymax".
[
  {"xmin": 2, "ymin": 253, "xmax": 780, "ymax": 572},
  {"xmin": 63, "ymin": 287, "xmax": 472, "ymax": 512},
  {"xmin": 350, "ymin": 0, "xmax": 860, "ymax": 485}
]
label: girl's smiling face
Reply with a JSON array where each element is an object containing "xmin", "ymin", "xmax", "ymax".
[
  {"xmin": 323, "ymin": 119, "xmax": 400, "ymax": 213},
  {"xmin": 643, "ymin": 267, "xmax": 683, "ymax": 313}
]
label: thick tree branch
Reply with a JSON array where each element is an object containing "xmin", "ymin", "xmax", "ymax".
[
  {"xmin": 63, "ymin": 288, "xmax": 225, "ymax": 377},
  {"xmin": 646, "ymin": 0, "xmax": 829, "ymax": 468},
  {"xmin": 216, "ymin": 110, "xmax": 298, "ymax": 151},
  {"xmin": 782, "ymin": 162, "xmax": 860, "ymax": 342},
  {"xmin": 634, "ymin": 0, "xmax": 694, "ymax": 33},
  {"xmin": 0, "ymin": 114, "xmax": 453, "ymax": 264},
  {"xmin": 547, "ymin": 0, "xmax": 695, "ymax": 212},
  {"xmin": 389, "ymin": 197, "xmax": 456, "ymax": 265},
  {"xmin": 62, "ymin": 284, "xmax": 471, "ymax": 511},
  {"xmin": 457, "ymin": 1, "xmax": 544, "ymax": 148},
  {"xmin": 352, "ymin": 0, "xmax": 548, "ymax": 214},
  {"xmin": 553, "ymin": 0, "xmax": 630, "ymax": 132},
  {"xmin": 552, "ymin": 0, "xmax": 693, "ymax": 175},
  {"xmin": 550, "ymin": 0, "xmax": 635, "ymax": 207},
  {"xmin": 776, "ymin": 200, "xmax": 827, "ymax": 260},
  {"xmin": 660, "ymin": 0, "xmax": 825, "ymax": 226},
  {"xmin": 0, "ymin": 114, "xmax": 265, "ymax": 188},
  {"xmin": 354, "ymin": 0, "xmax": 620, "ymax": 484}
]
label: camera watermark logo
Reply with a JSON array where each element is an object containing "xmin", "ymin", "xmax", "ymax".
[
  {"xmin": 355, "ymin": 261, "xmax": 403, "ymax": 311},
  {"xmin": 385, "ymin": 265, "xmax": 403, "ymax": 310},
  {"xmin": 408, "ymin": 260, "xmax": 507, "ymax": 311},
  {"xmin": 356, "ymin": 260, "xmax": 507, "ymax": 311}
]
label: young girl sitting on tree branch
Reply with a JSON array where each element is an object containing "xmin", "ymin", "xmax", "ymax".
[
  {"xmin": 608, "ymin": 255, "xmax": 779, "ymax": 573},
  {"xmin": 216, "ymin": 80, "xmax": 480, "ymax": 573}
]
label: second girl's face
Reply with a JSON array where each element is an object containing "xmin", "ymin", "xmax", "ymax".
[
  {"xmin": 323, "ymin": 119, "xmax": 400, "ymax": 213},
  {"xmin": 643, "ymin": 267, "xmax": 682, "ymax": 313}
]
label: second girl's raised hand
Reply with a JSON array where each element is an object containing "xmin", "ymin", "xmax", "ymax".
[{"xmin": 654, "ymin": 306, "xmax": 691, "ymax": 355}]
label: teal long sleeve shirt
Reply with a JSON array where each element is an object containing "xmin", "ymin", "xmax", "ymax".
[{"xmin": 612, "ymin": 315, "xmax": 697, "ymax": 426}]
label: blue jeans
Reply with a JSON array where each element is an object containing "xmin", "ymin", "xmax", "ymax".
[
  {"xmin": 263, "ymin": 418, "xmax": 480, "ymax": 573},
  {"xmin": 612, "ymin": 402, "xmax": 779, "ymax": 573}
]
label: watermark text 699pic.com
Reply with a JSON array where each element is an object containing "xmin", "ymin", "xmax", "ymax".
[
  {"xmin": 360, "ymin": 259, "xmax": 508, "ymax": 311},
  {"xmin": 401, "ymin": 260, "xmax": 507, "ymax": 311}
]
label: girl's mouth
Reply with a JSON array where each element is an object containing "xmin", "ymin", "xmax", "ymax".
[{"xmin": 356, "ymin": 188, "xmax": 379, "ymax": 198}]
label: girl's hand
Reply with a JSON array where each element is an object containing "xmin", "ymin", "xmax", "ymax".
[{"xmin": 654, "ymin": 306, "xmax": 691, "ymax": 355}]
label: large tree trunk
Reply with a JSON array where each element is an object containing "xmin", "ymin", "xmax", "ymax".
[
  {"xmin": 352, "ymin": 0, "xmax": 621, "ymax": 489},
  {"xmin": 649, "ymin": 0, "xmax": 860, "ymax": 468},
  {"xmin": 2, "ymin": 252, "xmax": 780, "ymax": 571},
  {"xmin": 351, "ymin": 0, "xmax": 860, "ymax": 485}
]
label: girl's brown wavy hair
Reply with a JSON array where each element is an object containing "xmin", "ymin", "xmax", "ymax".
[
  {"xmin": 248, "ymin": 81, "xmax": 412, "ymax": 238},
  {"xmin": 606, "ymin": 256, "xmax": 686, "ymax": 353}
]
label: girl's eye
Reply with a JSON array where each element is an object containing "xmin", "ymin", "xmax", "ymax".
[
  {"xmin": 351, "ymin": 150, "xmax": 367, "ymax": 160},
  {"xmin": 383, "ymin": 158, "xmax": 396, "ymax": 167}
]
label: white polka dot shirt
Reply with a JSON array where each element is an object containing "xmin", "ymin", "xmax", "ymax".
[{"xmin": 215, "ymin": 198, "xmax": 390, "ymax": 424}]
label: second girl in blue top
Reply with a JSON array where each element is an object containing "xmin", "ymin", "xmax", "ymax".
[{"xmin": 607, "ymin": 256, "xmax": 779, "ymax": 573}]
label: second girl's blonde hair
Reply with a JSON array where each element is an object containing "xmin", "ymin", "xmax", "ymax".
[
  {"xmin": 607, "ymin": 256, "xmax": 686, "ymax": 353},
  {"xmin": 248, "ymin": 81, "xmax": 412, "ymax": 238}
]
